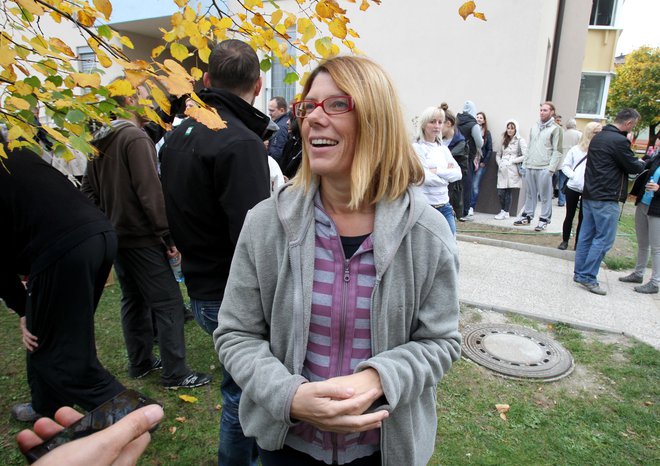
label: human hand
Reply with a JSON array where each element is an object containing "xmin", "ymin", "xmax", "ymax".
[
  {"xmin": 19, "ymin": 316, "xmax": 38, "ymax": 352},
  {"xmin": 447, "ymin": 163, "xmax": 455, "ymax": 169},
  {"xmin": 327, "ymin": 369, "xmax": 383, "ymax": 399},
  {"xmin": 290, "ymin": 381, "xmax": 388, "ymax": 433},
  {"xmin": 16, "ymin": 405, "xmax": 163, "ymax": 466},
  {"xmin": 480, "ymin": 163, "xmax": 486, "ymax": 168},
  {"xmin": 429, "ymin": 167, "xmax": 437, "ymax": 174},
  {"xmin": 645, "ymin": 181, "xmax": 659, "ymax": 192},
  {"xmin": 165, "ymin": 246, "xmax": 179, "ymax": 259}
]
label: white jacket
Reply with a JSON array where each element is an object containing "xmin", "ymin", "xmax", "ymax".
[
  {"xmin": 412, "ymin": 140, "xmax": 462, "ymax": 205},
  {"xmin": 561, "ymin": 145, "xmax": 588, "ymax": 193}
]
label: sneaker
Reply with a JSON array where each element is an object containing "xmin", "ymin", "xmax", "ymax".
[
  {"xmin": 534, "ymin": 220, "xmax": 548, "ymax": 232},
  {"xmin": 467, "ymin": 207, "xmax": 474, "ymax": 217},
  {"xmin": 513, "ymin": 216, "xmax": 531, "ymax": 226},
  {"xmin": 131, "ymin": 357, "xmax": 163, "ymax": 379},
  {"xmin": 618, "ymin": 272, "xmax": 643, "ymax": 284},
  {"xmin": 494, "ymin": 210, "xmax": 508, "ymax": 220},
  {"xmin": 163, "ymin": 372, "xmax": 212, "ymax": 390},
  {"xmin": 557, "ymin": 241, "xmax": 568, "ymax": 250},
  {"xmin": 634, "ymin": 282, "xmax": 659, "ymax": 294},
  {"xmin": 11, "ymin": 403, "xmax": 42, "ymax": 422},
  {"xmin": 580, "ymin": 282, "xmax": 607, "ymax": 295}
]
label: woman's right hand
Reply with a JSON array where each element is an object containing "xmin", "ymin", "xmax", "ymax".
[{"xmin": 290, "ymin": 381, "xmax": 388, "ymax": 433}]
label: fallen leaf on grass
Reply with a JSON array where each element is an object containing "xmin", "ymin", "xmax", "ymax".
[
  {"xmin": 175, "ymin": 417, "xmax": 187, "ymax": 423},
  {"xmin": 643, "ymin": 401, "xmax": 653, "ymax": 406},
  {"xmin": 169, "ymin": 426, "xmax": 177, "ymax": 435},
  {"xmin": 215, "ymin": 404, "xmax": 222, "ymax": 411},
  {"xmin": 179, "ymin": 394, "xmax": 198, "ymax": 403},
  {"xmin": 495, "ymin": 403, "xmax": 510, "ymax": 421}
]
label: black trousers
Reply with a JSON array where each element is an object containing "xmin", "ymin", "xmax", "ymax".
[
  {"xmin": 562, "ymin": 187, "xmax": 583, "ymax": 245},
  {"xmin": 113, "ymin": 245, "xmax": 189, "ymax": 384},
  {"xmin": 26, "ymin": 232, "xmax": 125, "ymax": 417},
  {"xmin": 259, "ymin": 445, "xmax": 381, "ymax": 466}
]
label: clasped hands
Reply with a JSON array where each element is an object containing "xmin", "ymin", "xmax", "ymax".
[{"xmin": 290, "ymin": 368, "xmax": 389, "ymax": 434}]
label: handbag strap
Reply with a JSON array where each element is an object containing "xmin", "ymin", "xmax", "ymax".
[{"xmin": 573, "ymin": 155, "xmax": 587, "ymax": 170}]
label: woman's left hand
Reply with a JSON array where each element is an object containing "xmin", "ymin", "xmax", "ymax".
[{"xmin": 19, "ymin": 317, "xmax": 38, "ymax": 352}]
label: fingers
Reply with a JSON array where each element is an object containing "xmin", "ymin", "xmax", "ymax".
[
  {"xmin": 53, "ymin": 407, "xmax": 85, "ymax": 427},
  {"xmin": 16, "ymin": 430, "xmax": 47, "ymax": 453},
  {"xmin": 95, "ymin": 404, "xmax": 163, "ymax": 452}
]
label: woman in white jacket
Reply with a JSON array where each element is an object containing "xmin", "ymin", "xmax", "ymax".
[
  {"xmin": 412, "ymin": 107, "xmax": 462, "ymax": 234},
  {"xmin": 494, "ymin": 120, "xmax": 527, "ymax": 219},
  {"xmin": 558, "ymin": 122, "xmax": 602, "ymax": 250}
]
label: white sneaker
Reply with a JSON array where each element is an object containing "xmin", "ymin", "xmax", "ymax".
[
  {"xmin": 494, "ymin": 210, "xmax": 507, "ymax": 220},
  {"xmin": 467, "ymin": 207, "xmax": 474, "ymax": 217}
]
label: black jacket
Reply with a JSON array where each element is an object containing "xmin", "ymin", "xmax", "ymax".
[
  {"xmin": 630, "ymin": 155, "xmax": 660, "ymax": 217},
  {"xmin": 457, "ymin": 113, "xmax": 478, "ymax": 157},
  {"xmin": 0, "ymin": 149, "xmax": 113, "ymax": 315},
  {"xmin": 159, "ymin": 88, "xmax": 271, "ymax": 300},
  {"xmin": 582, "ymin": 124, "xmax": 645, "ymax": 203}
]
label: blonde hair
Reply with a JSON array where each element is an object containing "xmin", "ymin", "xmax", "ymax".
[
  {"xmin": 292, "ymin": 56, "xmax": 423, "ymax": 209},
  {"xmin": 414, "ymin": 106, "xmax": 446, "ymax": 143},
  {"xmin": 578, "ymin": 122, "xmax": 602, "ymax": 151}
]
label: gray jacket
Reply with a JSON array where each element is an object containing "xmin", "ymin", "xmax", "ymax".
[{"xmin": 214, "ymin": 182, "xmax": 462, "ymax": 465}]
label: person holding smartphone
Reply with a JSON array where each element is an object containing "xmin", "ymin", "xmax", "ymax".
[{"xmin": 16, "ymin": 404, "xmax": 164, "ymax": 465}]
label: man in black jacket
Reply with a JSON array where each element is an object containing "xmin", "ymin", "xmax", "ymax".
[
  {"xmin": 160, "ymin": 39, "xmax": 271, "ymax": 466},
  {"xmin": 0, "ymin": 148, "xmax": 125, "ymax": 422},
  {"xmin": 574, "ymin": 108, "xmax": 645, "ymax": 295}
]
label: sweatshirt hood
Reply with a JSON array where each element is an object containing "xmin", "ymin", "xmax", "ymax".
[
  {"xmin": 505, "ymin": 119, "xmax": 521, "ymax": 138},
  {"xmin": 272, "ymin": 181, "xmax": 427, "ymax": 275},
  {"xmin": 91, "ymin": 120, "xmax": 136, "ymax": 155},
  {"xmin": 462, "ymin": 100, "xmax": 477, "ymax": 118}
]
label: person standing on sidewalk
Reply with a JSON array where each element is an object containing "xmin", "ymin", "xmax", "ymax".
[
  {"xmin": 494, "ymin": 120, "xmax": 527, "ymax": 220},
  {"xmin": 82, "ymin": 86, "xmax": 211, "ymax": 390},
  {"xmin": 557, "ymin": 119, "xmax": 582, "ymax": 208},
  {"xmin": 160, "ymin": 39, "xmax": 272, "ymax": 466},
  {"xmin": 513, "ymin": 102, "xmax": 563, "ymax": 231},
  {"xmin": 557, "ymin": 122, "xmax": 602, "ymax": 250},
  {"xmin": 618, "ymin": 148, "xmax": 660, "ymax": 294},
  {"xmin": 457, "ymin": 100, "xmax": 483, "ymax": 221},
  {"xmin": 574, "ymin": 108, "xmax": 645, "ymax": 295},
  {"xmin": 469, "ymin": 111, "xmax": 492, "ymax": 215}
]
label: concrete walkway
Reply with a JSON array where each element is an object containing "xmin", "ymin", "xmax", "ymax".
[{"xmin": 457, "ymin": 208, "xmax": 660, "ymax": 349}]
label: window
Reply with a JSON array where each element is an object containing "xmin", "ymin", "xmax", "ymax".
[
  {"xmin": 77, "ymin": 46, "xmax": 96, "ymax": 73},
  {"xmin": 266, "ymin": 29, "xmax": 297, "ymax": 108},
  {"xmin": 589, "ymin": 0, "xmax": 618, "ymax": 27},
  {"xmin": 576, "ymin": 73, "xmax": 611, "ymax": 117}
]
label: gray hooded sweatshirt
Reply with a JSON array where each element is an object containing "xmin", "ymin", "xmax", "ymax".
[{"xmin": 215, "ymin": 182, "xmax": 462, "ymax": 465}]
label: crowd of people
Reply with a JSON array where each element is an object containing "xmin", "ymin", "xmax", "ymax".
[{"xmin": 0, "ymin": 37, "xmax": 655, "ymax": 465}]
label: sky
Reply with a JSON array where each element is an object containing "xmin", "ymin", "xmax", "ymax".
[{"xmin": 616, "ymin": 0, "xmax": 660, "ymax": 55}]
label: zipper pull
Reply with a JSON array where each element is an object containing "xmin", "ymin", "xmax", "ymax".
[{"xmin": 343, "ymin": 260, "xmax": 350, "ymax": 282}]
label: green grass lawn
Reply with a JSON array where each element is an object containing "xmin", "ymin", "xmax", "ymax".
[{"xmin": 0, "ymin": 291, "xmax": 658, "ymax": 465}]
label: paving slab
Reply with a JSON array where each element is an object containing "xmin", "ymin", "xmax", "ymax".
[{"xmin": 457, "ymin": 212, "xmax": 660, "ymax": 349}]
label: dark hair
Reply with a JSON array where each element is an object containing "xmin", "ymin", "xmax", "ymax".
[
  {"xmin": 440, "ymin": 102, "xmax": 456, "ymax": 126},
  {"xmin": 614, "ymin": 108, "xmax": 640, "ymax": 124},
  {"xmin": 271, "ymin": 96, "xmax": 287, "ymax": 110},
  {"xmin": 477, "ymin": 111, "xmax": 488, "ymax": 134},
  {"xmin": 502, "ymin": 122, "xmax": 516, "ymax": 148},
  {"xmin": 207, "ymin": 39, "xmax": 260, "ymax": 94}
]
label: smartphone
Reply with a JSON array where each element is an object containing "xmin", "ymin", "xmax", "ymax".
[{"xmin": 25, "ymin": 389, "xmax": 161, "ymax": 463}]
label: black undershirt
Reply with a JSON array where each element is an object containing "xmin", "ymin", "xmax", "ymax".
[{"xmin": 340, "ymin": 233, "xmax": 370, "ymax": 258}]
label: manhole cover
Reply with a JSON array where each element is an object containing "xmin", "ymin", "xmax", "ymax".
[{"xmin": 461, "ymin": 323, "xmax": 574, "ymax": 381}]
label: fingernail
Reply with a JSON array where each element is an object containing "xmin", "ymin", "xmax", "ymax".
[{"xmin": 143, "ymin": 404, "xmax": 164, "ymax": 425}]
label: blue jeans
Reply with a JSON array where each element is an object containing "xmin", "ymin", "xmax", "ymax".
[
  {"xmin": 190, "ymin": 298, "xmax": 220, "ymax": 336},
  {"xmin": 218, "ymin": 367, "xmax": 258, "ymax": 466},
  {"xmin": 574, "ymin": 200, "xmax": 621, "ymax": 285},
  {"xmin": 470, "ymin": 165, "xmax": 486, "ymax": 209},
  {"xmin": 191, "ymin": 299, "xmax": 257, "ymax": 466},
  {"xmin": 557, "ymin": 171, "xmax": 567, "ymax": 205},
  {"xmin": 435, "ymin": 203, "xmax": 456, "ymax": 236}
]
